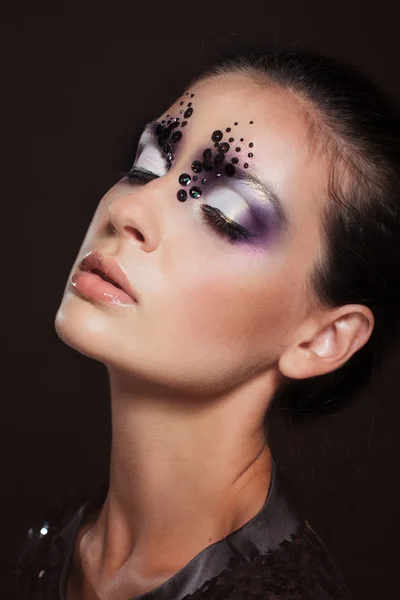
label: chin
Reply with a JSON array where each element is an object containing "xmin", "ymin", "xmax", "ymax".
[{"xmin": 54, "ymin": 288, "xmax": 118, "ymax": 362}]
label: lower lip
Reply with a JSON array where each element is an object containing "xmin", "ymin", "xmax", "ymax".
[{"xmin": 71, "ymin": 270, "xmax": 136, "ymax": 306}]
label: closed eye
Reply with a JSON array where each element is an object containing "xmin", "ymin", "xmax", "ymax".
[
  {"xmin": 121, "ymin": 167, "xmax": 160, "ymax": 184},
  {"xmin": 200, "ymin": 205, "xmax": 257, "ymax": 244},
  {"xmin": 120, "ymin": 167, "xmax": 257, "ymax": 244}
]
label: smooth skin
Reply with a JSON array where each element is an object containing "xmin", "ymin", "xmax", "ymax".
[{"xmin": 55, "ymin": 72, "xmax": 374, "ymax": 600}]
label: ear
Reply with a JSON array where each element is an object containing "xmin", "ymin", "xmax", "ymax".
[{"xmin": 278, "ymin": 305, "xmax": 375, "ymax": 380}]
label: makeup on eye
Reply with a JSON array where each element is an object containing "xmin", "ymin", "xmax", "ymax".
[
  {"xmin": 133, "ymin": 143, "xmax": 168, "ymax": 177},
  {"xmin": 126, "ymin": 106, "xmax": 289, "ymax": 246},
  {"xmin": 121, "ymin": 167, "xmax": 257, "ymax": 244},
  {"xmin": 137, "ymin": 118, "xmax": 289, "ymax": 234}
]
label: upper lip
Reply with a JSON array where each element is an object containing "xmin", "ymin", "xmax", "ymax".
[{"xmin": 78, "ymin": 251, "xmax": 138, "ymax": 302}]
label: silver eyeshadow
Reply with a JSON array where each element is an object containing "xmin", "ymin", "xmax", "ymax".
[{"xmin": 134, "ymin": 129, "xmax": 167, "ymax": 177}]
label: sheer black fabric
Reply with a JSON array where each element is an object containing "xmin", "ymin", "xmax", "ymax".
[{"xmin": 13, "ymin": 462, "xmax": 354, "ymax": 599}]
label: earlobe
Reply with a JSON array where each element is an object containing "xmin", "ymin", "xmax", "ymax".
[{"xmin": 278, "ymin": 306, "xmax": 374, "ymax": 380}]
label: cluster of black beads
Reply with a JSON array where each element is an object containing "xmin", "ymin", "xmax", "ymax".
[
  {"xmin": 177, "ymin": 121, "xmax": 255, "ymax": 201},
  {"xmin": 156, "ymin": 92, "xmax": 196, "ymax": 175}
]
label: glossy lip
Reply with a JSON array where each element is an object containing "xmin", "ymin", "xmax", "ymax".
[{"xmin": 76, "ymin": 250, "xmax": 138, "ymax": 302}]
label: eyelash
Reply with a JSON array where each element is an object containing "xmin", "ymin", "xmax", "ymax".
[{"xmin": 122, "ymin": 167, "xmax": 256, "ymax": 244}]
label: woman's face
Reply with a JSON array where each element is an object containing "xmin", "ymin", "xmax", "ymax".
[{"xmin": 55, "ymin": 73, "xmax": 328, "ymax": 395}]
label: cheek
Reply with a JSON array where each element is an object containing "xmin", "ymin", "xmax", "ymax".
[{"xmin": 170, "ymin": 256, "xmax": 299, "ymax": 352}]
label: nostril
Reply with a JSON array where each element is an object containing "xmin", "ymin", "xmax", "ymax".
[{"xmin": 126, "ymin": 226, "xmax": 145, "ymax": 242}]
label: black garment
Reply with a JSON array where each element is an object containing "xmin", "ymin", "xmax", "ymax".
[{"xmin": 14, "ymin": 462, "xmax": 354, "ymax": 599}]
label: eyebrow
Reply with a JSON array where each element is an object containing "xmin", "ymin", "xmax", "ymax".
[{"xmin": 139, "ymin": 121, "xmax": 290, "ymax": 231}]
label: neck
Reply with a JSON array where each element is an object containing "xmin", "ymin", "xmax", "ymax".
[{"xmin": 78, "ymin": 367, "xmax": 277, "ymax": 594}]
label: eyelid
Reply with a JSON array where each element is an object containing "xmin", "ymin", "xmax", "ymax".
[
  {"xmin": 134, "ymin": 143, "xmax": 167, "ymax": 177},
  {"xmin": 122, "ymin": 166, "xmax": 160, "ymax": 184}
]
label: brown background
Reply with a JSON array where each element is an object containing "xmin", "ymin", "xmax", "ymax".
[{"xmin": 2, "ymin": 2, "xmax": 400, "ymax": 599}]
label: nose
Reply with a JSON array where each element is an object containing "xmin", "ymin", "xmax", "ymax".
[{"xmin": 107, "ymin": 181, "xmax": 166, "ymax": 252}]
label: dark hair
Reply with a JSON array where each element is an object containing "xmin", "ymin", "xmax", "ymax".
[{"xmin": 194, "ymin": 46, "xmax": 400, "ymax": 418}]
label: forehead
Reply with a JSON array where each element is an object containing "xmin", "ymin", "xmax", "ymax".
[{"xmin": 163, "ymin": 74, "xmax": 313, "ymax": 166}]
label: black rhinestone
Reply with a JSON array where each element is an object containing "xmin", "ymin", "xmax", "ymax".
[
  {"xmin": 191, "ymin": 160, "xmax": 203, "ymax": 173},
  {"xmin": 161, "ymin": 120, "xmax": 166, "ymax": 124},
  {"xmin": 190, "ymin": 93, "xmax": 194, "ymax": 97},
  {"xmin": 203, "ymin": 161, "xmax": 213, "ymax": 171},
  {"xmin": 249, "ymin": 142, "xmax": 254, "ymax": 147},
  {"xmin": 214, "ymin": 153, "xmax": 225, "ymax": 165},
  {"xmin": 156, "ymin": 124, "xmax": 164, "ymax": 135},
  {"xmin": 166, "ymin": 153, "xmax": 174, "ymax": 163},
  {"xmin": 219, "ymin": 142, "xmax": 230, "ymax": 153},
  {"xmin": 180, "ymin": 110, "xmax": 184, "ymax": 114},
  {"xmin": 179, "ymin": 173, "xmax": 191, "ymax": 186},
  {"xmin": 244, "ymin": 162, "xmax": 249, "ymax": 168},
  {"xmin": 163, "ymin": 143, "xmax": 173, "ymax": 155},
  {"xmin": 181, "ymin": 121, "xmax": 188, "ymax": 127},
  {"xmin": 225, "ymin": 164, "xmax": 235, "ymax": 177},
  {"xmin": 188, "ymin": 102, "xmax": 192, "ymax": 107},
  {"xmin": 250, "ymin": 121, "xmax": 254, "ymax": 124},
  {"xmin": 211, "ymin": 130, "xmax": 223, "ymax": 142},
  {"xmin": 180, "ymin": 101, "xmax": 184, "ymax": 105},
  {"xmin": 172, "ymin": 130, "xmax": 182, "ymax": 142},
  {"xmin": 177, "ymin": 189, "xmax": 187, "ymax": 202},
  {"xmin": 193, "ymin": 176, "xmax": 198, "ymax": 181},
  {"xmin": 190, "ymin": 186, "xmax": 202, "ymax": 199},
  {"xmin": 231, "ymin": 157, "xmax": 239, "ymax": 164},
  {"xmin": 170, "ymin": 120, "xmax": 179, "ymax": 129},
  {"xmin": 214, "ymin": 142, "xmax": 219, "ymax": 147},
  {"xmin": 159, "ymin": 127, "xmax": 169, "ymax": 139},
  {"xmin": 226, "ymin": 127, "xmax": 231, "ymax": 132},
  {"xmin": 240, "ymin": 138, "xmax": 244, "ymax": 142},
  {"xmin": 202, "ymin": 178, "xmax": 208, "ymax": 184},
  {"xmin": 248, "ymin": 152, "xmax": 254, "ymax": 158},
  {"xmin": 184, "ymin": 107, "xmax": 193, "ymax": 118},
  {"xmin": 229, "ymin": 137, "xmax": 234, "ymax": 143},
  {"xmin": 203, "ymin": 148, "xmax": 212, "ymax": 159},
  {"xmin": 235, "ymin": 147, "xmax": 241, "ymax": 152},
  {"xmin": 234, "ymin": 122, "xmax": 238, "ymax": 125},
  {"xmin": 215, "ymin": 171, "xmax": 222, "ymax": 177}
]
